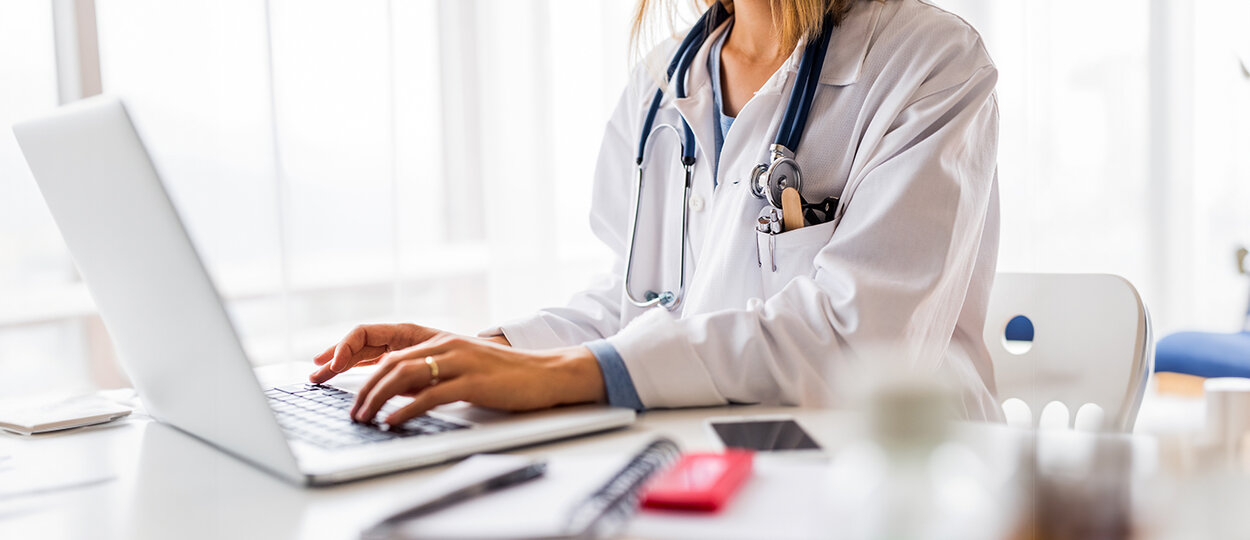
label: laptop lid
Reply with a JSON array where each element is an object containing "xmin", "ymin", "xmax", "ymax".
[{"xmin": 13, "ymin": 96, "xmax": 304, "ymax": 484}]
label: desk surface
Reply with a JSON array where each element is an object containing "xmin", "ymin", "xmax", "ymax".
[
  {"xmin": 0, "ymin": 368, "xmax": 1209, "ymax": 540},
  {"xmin": 0, "ymin": 402, "xmax": 860, "ymax": 540}
]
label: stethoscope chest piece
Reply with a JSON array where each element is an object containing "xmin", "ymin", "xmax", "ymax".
[{"xmin": 763, "ymin": 157, "xmax": 802, "ymax": 209}]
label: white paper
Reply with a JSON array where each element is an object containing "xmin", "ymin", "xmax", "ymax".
[
  {"xmin": 383, "ymin": 454, "xmax": 543, "ymax": 518},
  {"xmin": 627, "ymin": 456, "xmax": 840, "ymax": 540},
  {"xmin": 394, "ymin": 455, "xmax": 630, "ymax": 540},
  {"xmin": 388, "ymin": 454, "xmax": 843, "ymax": 540}
]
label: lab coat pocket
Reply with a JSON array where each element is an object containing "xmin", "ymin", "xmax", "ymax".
[{"xmin": 755, "ymin": 216, "xmax": 838, "ymax": 296}]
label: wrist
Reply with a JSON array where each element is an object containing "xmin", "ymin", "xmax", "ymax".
[{"xmin": 546, "ymin": 346, "xmax": 606, "ymax": 406}]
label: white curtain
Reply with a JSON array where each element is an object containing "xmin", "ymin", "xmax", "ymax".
[
  {"xmin": 0, "ymin": 0, "xmax": 635, "ymax": 398},
  {"xmin": 94, "ymin": 0, "xmax": 638, "ymax": 365},
  {"xmin": 936, "ymin": 0, "xmax": 1250, "ymax": 334},
  {"xmin": 1, "ymin": 0, "xmax": 1247, "ymax": 399}
]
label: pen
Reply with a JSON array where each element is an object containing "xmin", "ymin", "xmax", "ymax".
[
  {"xmin": 360, "ymin": 460, "xmax": 547, "ymax": 540},
  {"xmin": 757, "ymin": 216, "xmax": 772, "ymax": 267}
]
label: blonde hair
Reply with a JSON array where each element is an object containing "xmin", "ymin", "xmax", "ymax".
[{"xmin": 630, "ymin": 0, "xmax": 857, "ymax": 66}]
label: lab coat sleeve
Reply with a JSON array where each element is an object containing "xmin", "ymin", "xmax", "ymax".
[
  {"xmin": 483, "ymin": 79, "xmax": 643, "ymax": 351},
  {"xmin": 606, "ymin": 61, "xmax": 1001, "ymax": 409}
]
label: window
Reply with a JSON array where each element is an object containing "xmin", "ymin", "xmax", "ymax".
[
  {"xmin": 0, "ymin": 2, "xmax": 97, "ymax": 397},
  {"xmin": 3, "ymin": 0, "xmax": 1246, "ymax": 399},
  {"xmin": 940, "ymin": 0, "xmax": 1250, "ymax": 331}
]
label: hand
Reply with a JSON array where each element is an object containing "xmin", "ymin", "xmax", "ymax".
[
  {"xmin": 309, "ymin": 323, "xmax": 449, "ymax": 384},
  {"xmin": 347, "ymin": 335, "xmax": 606, "ymax": 426}
]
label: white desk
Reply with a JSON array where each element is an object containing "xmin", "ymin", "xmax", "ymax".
[
  {"xmin": 0, "ymin": 401, "xmax": 863, "ymax": 540},
  {"xmin": 0, "ymin": 371, "xmax": 1205, "ymax": 540}
]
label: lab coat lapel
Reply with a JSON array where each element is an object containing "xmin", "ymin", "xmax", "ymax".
[
  {"xmin": 669, "ymin": 21, "xmax": 726, "ymax": 269},
  {"xmin": 670, "ymin": 86, "xmax": 714, "ymax": 275}
]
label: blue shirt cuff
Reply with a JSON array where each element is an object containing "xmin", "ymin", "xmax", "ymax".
[{"xmin": 584, "ymin": 339, "xmax": 645, "ymax": 411}]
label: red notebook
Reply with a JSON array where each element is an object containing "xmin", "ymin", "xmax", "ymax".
[{"xmin": 640, "ymin": 451, "xmax": 754, "ymax": 512}]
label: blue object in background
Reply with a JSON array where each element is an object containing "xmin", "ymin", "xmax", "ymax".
[
  {"xmin": 1004, "ymin": 314, "xmax": 1034, "ymax": 342},
  {"xmin": 1155, "ymin": 246, "xmax": 1250, "ymax": 377},
  {"xmin": 1155, "ymin": 331, "xmax": 1250, "ymax": 378}
]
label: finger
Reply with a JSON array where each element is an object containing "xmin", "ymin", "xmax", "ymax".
[
  {"xmin": 348, "ymin": 338, "xmax": 473, "ymax": 415},
  {"xmin": 314, "ymin": 343, "xmax": 384, "ymax": 369},
  {"xmin": 308, "ymin": 362, "xmax": 336, "ymax": 384},
  {"xmin": 308, "ymin": 353, "xmax": 384, "ymax": 384},
  {"xmin": 349, "ymin": 354, "xmax": 404, "ymax": 418},
  {"xmin": 313, "ymin": 343, "xmax": 337, "ymax": 365},
  {"xmin": 374, "ymin": 336, "xmax": 473, "ymax": 375},
  {"xmin": 385, "ymin": 379, "xmax": 470, "ymax": 426},
  {"xmin": 329, "ymin": 328, "xmax": 368, "ymax": 374},
  {"xmin": 329, "ymin": 324, "xmax": 405, "ymax": 373},
  {"xmin": 353, "ymin": 362, "xmax": 426, "ymax": 423}
]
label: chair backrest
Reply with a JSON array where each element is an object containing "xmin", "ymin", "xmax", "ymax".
[{"xmin": 984, "ymin": 273, "xmax": 1154, "ymax": 432}]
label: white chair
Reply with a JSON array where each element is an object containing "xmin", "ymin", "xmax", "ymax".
[{"xmin": 983, "ymin": 273, "xmax": 1154, "ymax": 432}]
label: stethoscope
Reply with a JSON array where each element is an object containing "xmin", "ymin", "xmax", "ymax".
[{"xmin": 623, "ymin": 3, "xmax": 836, "ymax": 310}]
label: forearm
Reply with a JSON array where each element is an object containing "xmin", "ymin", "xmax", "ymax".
[{"xmin": 544, "ymin": 345, "xmax": 608, "ymax": 406}]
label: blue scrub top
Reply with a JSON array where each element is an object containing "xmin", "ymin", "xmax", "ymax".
[{"xmin": 708, "ymin": 22, "xmax": 735, "ymax": 186}]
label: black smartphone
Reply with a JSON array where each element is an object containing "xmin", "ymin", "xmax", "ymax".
[{"xmin": 708, "ymin": 416, "xmax": 822, "ymax": 452}]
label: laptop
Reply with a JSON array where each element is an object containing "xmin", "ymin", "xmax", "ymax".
[{"xmin": 12, "ymin": 96, "xmax": 635, "ymax": 486}]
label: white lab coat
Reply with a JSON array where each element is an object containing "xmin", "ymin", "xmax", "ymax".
[{"xmin": 490, "ymin": 0, "xmax": 1003, "ymax": 420}]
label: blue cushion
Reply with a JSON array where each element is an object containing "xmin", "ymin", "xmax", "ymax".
[{"xmin": 1155, "ymin": 331, "xmax": 1250, "ymax": 378}]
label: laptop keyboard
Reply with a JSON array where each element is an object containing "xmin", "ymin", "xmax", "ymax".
[{"xmin": 265, "ymin": 383, "xmax": 469, "ymax": 450}]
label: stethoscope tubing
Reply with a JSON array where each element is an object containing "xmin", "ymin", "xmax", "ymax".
[
  {"xmin": 776, "ymin": 12, "xmax": 835, "ymax": 153},
  {"xmin": 624, "ymin": 124, "xmax": 692, "ymax": 310}
]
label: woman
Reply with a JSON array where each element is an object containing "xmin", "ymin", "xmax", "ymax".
[{"xmin": 311, "ymin": 0, "xmax": 1002, "ymax": 425}]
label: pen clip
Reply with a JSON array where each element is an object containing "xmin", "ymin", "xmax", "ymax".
[
  {"xmin": 768, "ymin": 234, "xmax": 777, "ymax": 272},
  {"xmin": 766, "ymin": 209, "xmax": 780, "ymax": 272}
]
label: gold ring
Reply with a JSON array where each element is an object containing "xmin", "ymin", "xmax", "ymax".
[{"xmin": 425, "ymin": 356, "xmax": 440, "ymax": 386}]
